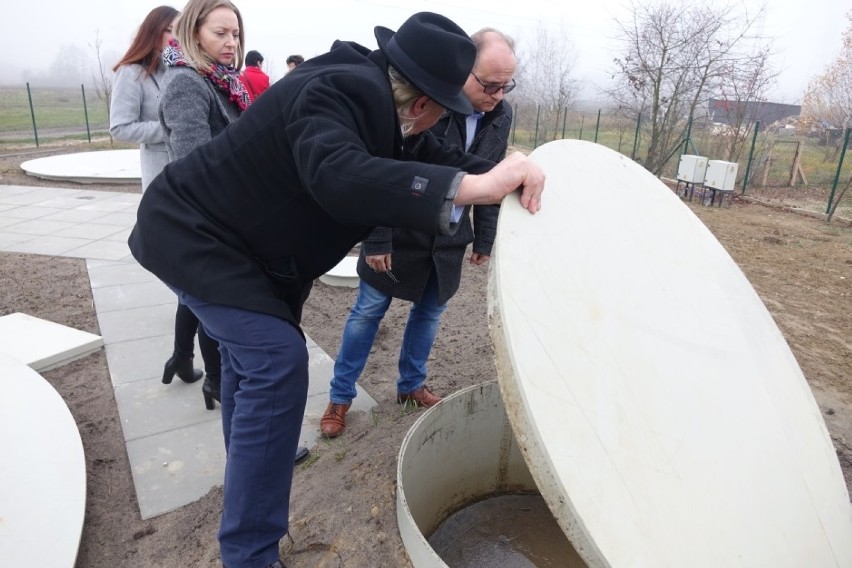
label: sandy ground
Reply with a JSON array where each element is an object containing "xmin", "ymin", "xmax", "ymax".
[{"xmin": 0, "ymin": 143, "xmax": 849, "ymax": 567}]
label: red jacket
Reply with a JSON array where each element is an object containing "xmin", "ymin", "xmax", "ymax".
[{"xmin": 240, "ymin": 66, "xmax": 270, "ymax": 102}]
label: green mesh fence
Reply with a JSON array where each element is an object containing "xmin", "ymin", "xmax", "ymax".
[{"xmin": 0, "ymin": 85, "xmax": 110, "ymax": 145}]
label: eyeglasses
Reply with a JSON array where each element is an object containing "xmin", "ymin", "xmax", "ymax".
[{"xmin": 471, "ymin": 72, "xmax": 516, "ymax": 95}]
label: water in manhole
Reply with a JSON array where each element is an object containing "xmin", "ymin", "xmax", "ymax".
[{"xmin": 428, "ymin": 493, "xmax": 586, "ymax": 567}]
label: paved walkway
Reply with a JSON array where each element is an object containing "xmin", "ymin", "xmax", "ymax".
[{"xmin": 0, "ymin": 184, "xmax": 376, "ymax": 519}]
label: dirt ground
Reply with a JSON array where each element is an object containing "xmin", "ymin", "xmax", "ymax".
[{"xmin": 0, "ymin": 143, "xmax": 850, "ymax": 567}]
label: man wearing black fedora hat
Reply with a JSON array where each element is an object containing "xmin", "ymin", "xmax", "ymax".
[{"xmin": 129, "ymin": 11, "xmax": 544, "ymax": 568}]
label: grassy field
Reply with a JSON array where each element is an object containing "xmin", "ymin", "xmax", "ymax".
[{"xmin": 0, "ymin": 85, "xmax": 109, "ymax": 143}]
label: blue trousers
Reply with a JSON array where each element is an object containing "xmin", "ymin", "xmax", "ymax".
[
  {"xmin": 171, "ymin": 286, "xmax": 308, "ymax": 568},
  {"xmin": 329, "ymin": 270, "xmax": 447, "ymax": 404}
]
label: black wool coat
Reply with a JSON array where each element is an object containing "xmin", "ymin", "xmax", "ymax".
[
  {"xmin": 358, "ymin": 101, "xmax": 512, "ymax": 305},
  {"xmin": 128, "ymin": 41, "xmax": 492, "ymax": 329}
]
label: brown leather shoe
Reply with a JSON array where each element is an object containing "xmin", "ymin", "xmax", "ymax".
[
  {"xmin": 396, "ymin": 385, "xmax": 442, "ymax": 408},
  {"xmin": 320, "ymin": 402, "xmax": 350, "ymax": 438}
]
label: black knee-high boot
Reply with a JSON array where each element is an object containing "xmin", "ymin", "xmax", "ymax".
[
  {"xmin": 164, "ymin": 304, "xmax": 203, "ymax": 384},
  {"xmin": 202, "ymin": 372, "xmax": 221, "ymax": 410},
  {"xmin": 197, "ymin": 323, "xmax": 222, "ymax": 409}
]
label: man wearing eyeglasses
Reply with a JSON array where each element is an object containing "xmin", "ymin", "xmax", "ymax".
[{"xmin": 321, "ymin": 28, "xmax": 517, "ymax": 438}]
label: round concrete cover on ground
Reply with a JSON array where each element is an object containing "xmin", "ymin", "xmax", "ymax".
[
  {"xmin": 488, "ymin": 140, "xmax": 852, "ymax": 567},
  {"xmin": 319, "ymin": 255, "xmax": 359, "ymax": 288},
  {"xmin": 21, "ymin": 149, "xmax": 141, "ymax": 184}
]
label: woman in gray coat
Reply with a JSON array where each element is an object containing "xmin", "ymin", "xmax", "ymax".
[{"xmin": 109, "ymin": 6, "xmax": 179, "ymax": 191}]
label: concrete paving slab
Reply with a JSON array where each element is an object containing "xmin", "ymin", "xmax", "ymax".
[
  {"xmin": 102, "ymin": 227, "xmax": 133, "ymax": 243},
  {"xmin": 3, "ymin": 217, "xmax": 77, "ymax": 235},
  {"xmin": 3, "ymin": 234, "xmax": 91, "ymax": 256},
  {"xmin": 0, "ymin": 205, "xmax": 67, "ymax": 220},
  {"xmin": 0, "ymin": 188, "xmax": 75, "ymax": 205},
  {"xmin": 0, "ymin": 231, "xmax": 33, "ymax": 247},
  {"xmin": 40, "ymin": 208, "xmax": 115, "ymax": 223},
  {"xmin": 0, "ymin": 312, "xmax": 103, "ymax": 372},
  {"xmin": 77, "ymin": 199, "xmax": 140, "ymax": 213},
  {"xmin": 87, "ymin": 259, "xmax": 159, "ymax": 288},
  {"xmin": 92, "ymin": 279, "xmax": 175, "ymax": 313},
  {"xmin": 53, "ymin": 222, "xmax": 127, "ymax": 240},
  {"xmin": 0, "ymin": 216, "xmax": 26, "ymax": 231},
  {"xmin": 64, "ymin": 239, "xmax": 132, "ymax": 261},
  {"xmin": 126, "ymin": 419, "xmax": 226, "ymax": 519},
  {"xmin": 115, "ymin": 377, "xmax": 220, "ymax": 441},
  {"xmin": 89, "ymin": 211, "xmax": 139, "ymax": 227},
  {"xmin": 96, "ymin": 302, "xmax": 177, "ymax": 344},
  {"xmin": 105, "ymin": 335, "xmax": 175, "ymax": 386}
]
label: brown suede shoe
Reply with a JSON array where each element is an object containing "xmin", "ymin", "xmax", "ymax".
[
  {"xmin": 320, "ymin": 402, "xmax": 350, "ymax": 438},
  {"xmin": 396, "ymin": 385, "xmax": 442, "ymax": 408}
]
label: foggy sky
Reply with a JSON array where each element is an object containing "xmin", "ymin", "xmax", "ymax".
[{"xmin": 10, "ymin": 0, "xmax": 848, "ymax": 103}]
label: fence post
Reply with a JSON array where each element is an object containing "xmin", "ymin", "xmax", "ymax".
[
  {"xmin": 578, "ymin": 115, "xmax": 584, "ymax": 140},
  {"xmin": 826, "ymin": 127, "xmax": 851, "ymax": 214},
  {"xmin": 682, "ymin": 116, "xmax": 692, "ymax": 155},
  {"xmin": 594, "ymin": 109, "xmax": 601, "ymax": 143},
  {"xmin": 81, "ymin": 84, "xmax": 92, "ymax": 143},
  {"xmin": 562, "ymin": 108, "xmax": 568, "ymax": 140},
  {"xmin": 533, "ymin": 105, "xmax": 541, "ymax": 149},
  {"xmin": 631, "ymin": 113, "xmax": 641, "ymax": 160},
  {"xmin": 742, "ymin": 121, "xmax": 760, "ymax": 195},
  {"xmin": 26, "ymin": 82, "xmax": 39, "ymax": 148}
]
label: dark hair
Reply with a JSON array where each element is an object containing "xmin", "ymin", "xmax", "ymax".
[
  {"xmin": 286, "ymin": 54, "xmax": 304, "ymax": 66},
  {"xmin": 245, "ymin": 50, "xmax": 264, "ymax": 67},
  {"xmin": 113, "ymin": 6, "xmax": 179, "ymax": 77}
]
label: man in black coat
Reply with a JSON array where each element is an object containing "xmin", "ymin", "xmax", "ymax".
[
  {"xmin": 129, "ymin": 12, "xmax": 544, "ymax": 568},
  {"xmin": 321, "ymin": 28, "xmax": 518, "ymax": 438}
]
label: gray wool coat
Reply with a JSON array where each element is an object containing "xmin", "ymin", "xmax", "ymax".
[
  {"xmin": 109, "ymin": 64, "xmax": 169, "ymax": 191},
  {"xmin": 158, "ymin": 66, "xmax": 241, "ymax": 161},
  {"xmin": 358, "ymin": 100, "xmax": 513, "ymax": 305}
]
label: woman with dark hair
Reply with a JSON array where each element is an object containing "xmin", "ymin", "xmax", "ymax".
[
  {"xmin": 240, "ymin": 49, "xmax": 269, "ymax": 101},
  {"xmin": 109, "ymin": 6, "xmax": 180, "ymax": 192}
]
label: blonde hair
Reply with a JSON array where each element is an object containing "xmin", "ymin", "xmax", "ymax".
[
  {"xmin": 174, "ymin": 0, "xmax": 244, "ymax": 72},
  {"xmin": 388, "ymin": 65, "xmax": 426, "ymax": 137}
]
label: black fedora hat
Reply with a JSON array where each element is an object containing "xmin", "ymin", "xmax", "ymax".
[{"xmin": 375, "ymin": 12, "xmax": 475, "ymax": 115}]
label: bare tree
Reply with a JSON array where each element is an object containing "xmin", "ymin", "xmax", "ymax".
[
  {"xmin": 801, "ymin": 11, "xmax": 852, "ymax": 141},
  {"xmin": 513, "ymin": 23, "xmax": 578, "ymax": 143},
  {"xmin": 608, "ymin": 1, "xmax": 770, "ymax": 174},
  {"xmin": 90, "ymin": 31, "xmax": 115, "ymax": 127},
  {"xmin": 712, "ymin": 46, "xmax": 777, "ymax": 161}
]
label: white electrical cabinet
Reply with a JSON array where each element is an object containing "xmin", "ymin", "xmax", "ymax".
[
  {"xmin": 704, "ymin": 160, "xmax": 739, "ymax": 192},
  {"xmin": 677, "ymin": 155, "xmax": 708, "ymax": 183}
]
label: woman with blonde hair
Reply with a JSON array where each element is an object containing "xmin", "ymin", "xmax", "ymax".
[
  {"xmin": 109, "ymin": 5, "xmax": 179, "ymax": 191},
  {"xmin": 158, "ymin": 0, "xmax": 246, "ymax": 409}
]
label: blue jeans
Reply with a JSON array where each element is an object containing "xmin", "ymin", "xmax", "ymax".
[
  {"xmin": 170, "ymin": 286, "xmax": 308, "ymax": 568},
  {"xmin": 329, "ymin": 270, "xmax": 447, "ymax": 404}
]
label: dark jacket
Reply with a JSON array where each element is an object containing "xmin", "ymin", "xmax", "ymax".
[
  {"xmin": 358, "ymin": 101, "xmax": 512, "ymax": 304},
  {"xmin": 129, "ymin": 41, "xmax": 491, "ymax": 329}
]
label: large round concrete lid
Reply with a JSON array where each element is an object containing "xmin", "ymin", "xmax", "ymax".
[
  {"xmin": 488, "ymin": 140, "xmax": 852, "ymax": 567},
  {"xmin": 21, "ymin": 149, "xmax": 141, "ymax": 184}
]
